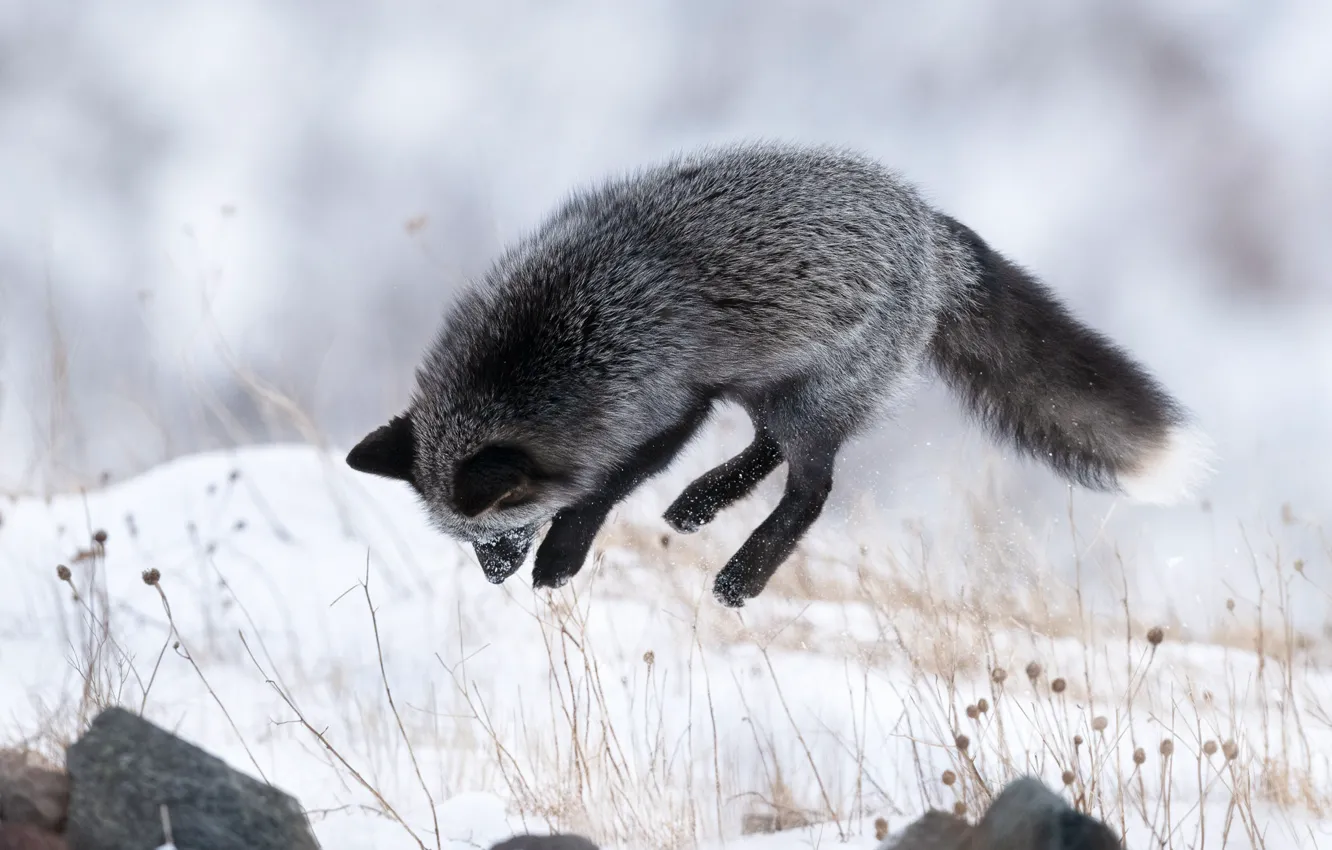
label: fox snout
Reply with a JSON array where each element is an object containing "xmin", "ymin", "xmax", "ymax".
[{"xmin": 472, "ymin": 525, "xmax": 538, "ymax": 584}]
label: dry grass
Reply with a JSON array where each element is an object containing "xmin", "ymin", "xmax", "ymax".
[{"xmin": 6, "ymin": 448, "xmax": 1331, "ymax": 850}]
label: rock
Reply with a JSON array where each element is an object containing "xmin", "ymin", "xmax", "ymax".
[
  {"xmin": 0, "ymin": 822, "xmax": 69, "ymax": 850},
  {"xmin": 879, "ymin": 810, "xmax": 971, "ymax": 850},
  {"xmin": 878, "ymin": 777, "xmax": 1121, "ymax": 850},
  {"xmin": 488, "ymin": 836, "xmax": 600, "ymax": 850},
  {"xmin": 64, "ymin": 708, "xmax": 318, "ymax": 850},
  {"xmin": 0, "ymin": 750, "xmax": 69, "ymax": 831},
  {"xmin": 971, "ymin": 777, "xmax": 1119, "ymax": 850}
]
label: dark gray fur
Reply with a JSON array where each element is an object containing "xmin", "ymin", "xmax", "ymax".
[{"xmin": 348, "ymin": 142, "xmax": 1203, "ymax": 607}]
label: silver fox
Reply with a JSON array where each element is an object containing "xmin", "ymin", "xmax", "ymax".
[{"xmin": 347, "ymin": 142, "xmax": 1214, "ymax": 607}]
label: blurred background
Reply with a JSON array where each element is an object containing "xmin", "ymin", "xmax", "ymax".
[{"xmin": 2, "ymin": 1, "xmax": 1329, "ymax": 625}]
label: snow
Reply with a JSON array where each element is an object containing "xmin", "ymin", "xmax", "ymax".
[{"xmin": 3, "ymin": 427, "xmax": 1329, "ymax": 849}]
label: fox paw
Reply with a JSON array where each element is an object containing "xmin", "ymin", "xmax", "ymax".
[
  {"xmin": 712, "ymin": 570, "xmax": 761, "ymax": 608},
  {"xmin": 663, "ymin": 495, "xmax": 715, "ymax": 535},
  {"xmin": 531, "ymin": 542, "xmax": 586, "ymax": 590},
  {"xmin": 531, "ymin": 568, "xmax": 574, "ymax": 590}
]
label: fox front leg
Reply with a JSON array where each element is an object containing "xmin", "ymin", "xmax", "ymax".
[
  {"xmin": 531, "ymin": 500, "xmax": 614, "ymax": 589},
  {"xmin": 532, "ymin": 403, "xmax": 712, "ymax": 590}
]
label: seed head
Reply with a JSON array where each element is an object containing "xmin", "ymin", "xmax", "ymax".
[
  {"xmin": 965, "ymin": 704, "xmax": 979, "ymax": 720},
  {"xmin": 955, "ymin": 734, "xmax": 970, "ymax": 752},
  {"xmin": 952, "ymin": 801, "xmax": 967, "ymax": 817},
  {"xmin": 1203, "ymin": 740, "xmax": 1218, "ymax": 757},
  {"xmin": 1073, "ymin": 735, "xmax": 1084, "ymax": 748},
  {"xmin": 1051, "ymin": 677, "xmax": 1067, "ymax": 694},
  {"xmin": 56, "ymin": 564, "xmax": 72, "ymax": 582},
  {"xmin": 642, "ymin": 650, "xmax": 655, "ymax": 666},
  {"xmin": 976, "ymin": 698, "xmax": 990, "ymax": 714},
  {"xmin": 93, "ymin": 529, "xmax": 108, "ymax": 545},
  {"xmin": 1092, "ymin": 716, "xmax": 1108, "ymax": 732},
  {"xmin": 1025, "ymin": 661, "xmax": 1042, "ymax": 681},
  {"xmin": 991, "ymin": 667, "xmax": 1008, "ymax": 685},
  {"xmin": 1147, "ymin": 626, "xmax": 1165, "ymax": 646},
  {"xmin": 1226, "ymin": 598, "xmax": 1235, "ymax": 612},
  {"xmin": 1222, "ymin": 740, "xmax": 1238, "ymax": 760},
  {"xmin": 874, "ymin": 818, "xmax": 889, "ymax": 841},
  {"xmin": 1159, "ymin": 738, "xmax": 1175, "ymax": 757},
  {"xmin": 142, "ymin": 568, "xmax": 161, "ymax": 586},
  {"xmin": 1133, "ymin": 748, "xmax": 1146, "ymax": 765},
  {"xmin": 942, "ymin": 770, "xmax": 957, "ymax": 786},
  {"xmin": 1061, "ymin": 769, "xmax": 1075, "ymax": 786}
]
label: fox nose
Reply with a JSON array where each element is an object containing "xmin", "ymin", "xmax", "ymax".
[{"xmin": 472, "ymin": 525, "xmax": 536, "ymax": 583}]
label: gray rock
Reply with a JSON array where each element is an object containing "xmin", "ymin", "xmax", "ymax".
[
  {"xmin": 972, "ymin": 778, "xmax": 1120, "ymax": 850},
  {"xmin": 0, "ymin": 749, "xmax": 69, "ymax": 831},
  {"xmin": 65, "ymin": 708, "xmax": 318, "ymax": 850},
  {"xmin": 488, "ymin": 836, "xmax": 599, "ymax": 850},
  {"xmin": 879, "ymin": 777, "xmax": 1121, "ymax": 850},
  {"xmin": 878, "ymin": 810, "xmax": 971, "ymax": 850},
  {"xmin": 0, "ymin": 822, "xmax": 70, "ymax": 850}
]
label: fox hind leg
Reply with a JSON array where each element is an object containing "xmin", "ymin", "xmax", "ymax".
[
  {"xmin": 711, "ymin": 436, "xmax": 839, "ymax": 607},
  {"xmin": 663, "ymin": 428, "xmax": 784, "ymax": 533},
  {"xmin": 708, "ymin": 364, "xmax": 882, "ymax": 607}
]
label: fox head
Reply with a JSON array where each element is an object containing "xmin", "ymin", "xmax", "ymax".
[{"xmin": 346, "ymin": 409, "xmax": 583, "ymax": 584}]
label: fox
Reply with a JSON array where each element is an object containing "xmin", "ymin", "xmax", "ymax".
[{"xmin": 347, "ymin": 142, "xmax": 1214, "ymax": 607}]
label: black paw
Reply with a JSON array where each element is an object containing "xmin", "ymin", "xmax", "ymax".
[
  {"xmin": 711, "ymin": 569, "xmax": 758, "ymax": 608},
  {"xmin": 663, "ymin": 494, "xmax": 713, "ymax": 534},
  {"xmin": 531, "ymin": 564, "xmax": 575, "ymax": 590},
  {"xmin": 531, "ymin": 539, "xmax": 587, "ymax": 590}
]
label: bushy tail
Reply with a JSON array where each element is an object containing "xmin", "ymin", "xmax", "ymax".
[{"xmin": 929, "ymin": 216, "xmax": 1214, "ymax": 504}]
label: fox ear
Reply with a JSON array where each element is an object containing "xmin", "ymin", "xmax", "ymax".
[
  {"xmin": 347, "ymin": 414, "xmax": 416, "ymax": 483},
  {"xmin": 454, "ymin": 444, "xmax": 541, "ymax": 518}
]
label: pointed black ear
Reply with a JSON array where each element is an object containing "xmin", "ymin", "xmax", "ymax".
[
  {"xmin": 347, "ymin": 414, "xmax": 416, "ymax": 483},
  {"xmin": 454, "ymin": 444, "xmax": 540, "ymax": 518}
]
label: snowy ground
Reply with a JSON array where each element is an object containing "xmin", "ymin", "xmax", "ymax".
[{"xmin": 3, "ymin": 420, "xmax": 1330, "ymax": 849}]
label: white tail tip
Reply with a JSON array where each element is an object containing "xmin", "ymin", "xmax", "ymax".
[{"xmin": 1118, "ymin": 423, "xmax": 1216, "ymax": 505}]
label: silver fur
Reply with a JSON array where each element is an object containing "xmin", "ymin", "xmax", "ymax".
[{"xmin": 348, "ymin": 142, "xmax": 1204, "ymax": 606}]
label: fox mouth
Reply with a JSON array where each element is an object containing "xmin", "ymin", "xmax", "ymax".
[{"xmin": 472, "ymin": 525, "xmax": 537, "ymax": 583}]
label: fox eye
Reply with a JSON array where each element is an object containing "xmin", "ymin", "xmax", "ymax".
[{"xmin": 495, "ymin": 485, "xmax": 531, "ymax": 509}]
